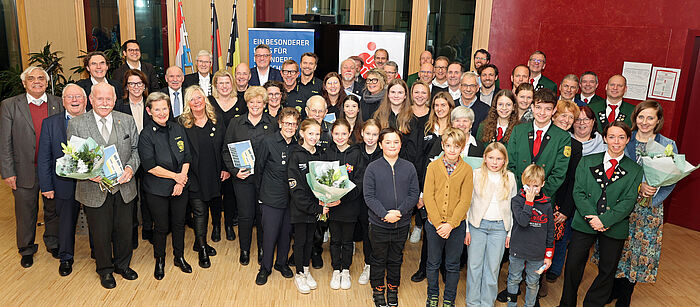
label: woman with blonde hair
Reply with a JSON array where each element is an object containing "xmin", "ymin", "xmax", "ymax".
[{"xmin": 360, "ymin": 68, "xmax": 387, "ymax": 120}]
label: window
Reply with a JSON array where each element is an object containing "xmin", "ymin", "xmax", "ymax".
[
  {"xmin": 84, "ymin": 0, "xmax": 121, "ymax": 52},
  {"xmin": 426, "ymin": 0, "xmax": 476, "ymax": 66},
  {"xmin": 134, "ymin": 0, "xmax": 168, "ymax": 73},
  {"xmin": 307, "ymin": 0, "xmax": 350, "ymax": 24},
  {"xmin": 0, "ymin": 0, "xmax": 21, "ymax": 70}
]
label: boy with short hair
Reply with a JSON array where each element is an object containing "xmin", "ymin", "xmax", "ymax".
[{"xmin": 506, "ymin": 164, "xmax": 554, "ymax": 307}]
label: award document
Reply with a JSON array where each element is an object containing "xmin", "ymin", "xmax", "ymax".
[
  {"xmin": 101, "ymin": 144, "xmax": 124, "ymax": 181},
  {"xmin": 228, "ymin": 140, "xmax": 255, "ymax": 174}
]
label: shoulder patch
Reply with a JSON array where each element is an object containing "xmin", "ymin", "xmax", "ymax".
[
  {"xmin": 288, "ymin": 178, "xmax": 297, "ymax": 189},
  {"xmin": 563, "ymin": 145, "xmax": 571, "ymax": 157}
]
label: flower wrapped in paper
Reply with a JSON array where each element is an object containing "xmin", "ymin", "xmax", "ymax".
[
  {"xmin": 636, "ymin": 140, "xmax": 699, "ymax": 206},
  {"xmin": 55, "ymin": 136, "xmax": 122, "ymax": 191},
  {"xmin": 305, "ymin": 160, "xmax": 356, "ymax": 221}
]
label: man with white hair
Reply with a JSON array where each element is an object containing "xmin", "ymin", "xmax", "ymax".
[
  {"xmin": 183, "ymin": 50, "xmax": 213, "ymax": 95},
  {"xmin": 340, "ymin": 58, "xmax": 362, "ymax": 97},
  {"xmin": 1, "ymin": 66, "xmax": 63, "ymax": 268}
]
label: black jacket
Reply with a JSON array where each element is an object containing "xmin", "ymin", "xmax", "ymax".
[
  {"xmin": 288, "ymin": 144, "xmax": 323, "ymax": 224},
  {"xmin": 510, "ymin": 191, "xmax": 555, "ymax": 261},
  {"xmin": 554, "ymin": 137, "xmax": 582, "ymax": 218},
  {"xmin": 363, "ymin": 157, "xmax": 420, "ymax": 229},
  {"xmin": 181, "ymin": 116, "xmax": 226, "ymax": 201},
  {"xmin": 74, "ymin": 78, "xmax": 123, "ymax": 110},
  {"xmin": 111, "ymin": 62, "xmax": 160, "ymax": 93},
  {"xmin": 222, "ymin": 113, "xmax": 278, "ymax": 184},
  {"xmin": 183, "ymin": 73, "xmax": 212, "ymax": 94},
  {"xmin": 138, "ymin": 120, "xmax": 191, "ymax": 197},
  {"xmin": 322, "ymin": 143, "xmax": 364, "ymax": 222},
  {"xmin": 455, "ymin": 97, "xmax": 490, "ymax": 137},
  {"xmin": 257, "ymin": 132, "xmax": 296, "ymax": 209}
]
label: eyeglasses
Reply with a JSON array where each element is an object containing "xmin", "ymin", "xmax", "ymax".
[
  {"xmin": 196, "ymin": 60, "xmax": 211, "ymax": 64},
  {"xmin": 268, "ymin": 93, "xmax": 282, "ymax": 97},
  {"xmin": 126, "ymin": 48, "xmax": 140, "ymax": 53},
  {"xmin": 434, "ymin": 66, "xmax": 447, "ymax": 70},
  {"xmin": 64, "ymin": 95, "xmax": 84, "ymax": 100},
  {"xmin": 281, "ymin": 121, "xmax": 297, "ymax": 127},
  {"xmin": 281, "ymin": 70, "xmax": 297, "ymax": 75},
  {"xmin": 575, "ymin": 118, "xmax": 593, "ymax": 123},
  {"xmin": 460, "ymin": 83, "xmax": 478, "ymax": 89},
  {"xmin": 529, "ymin": 58, "xmax": 544, "ymax": 64},
  {"xmin": 366, "ymin": 78, "xmax": 380, "ymax": 84},
  {"xmin": 254, "ymin": 54, "xmax": 271, "ymax": 58},
  {"xmin": 474, "ymin": 57, "xmax": 488, "ymax": 61},
  {"xmin": 307, "ymin": 108, "xmax": 324, "ymax": 115},
  {"xmin": 127, "ymin": 82, "xmax": 144, "ymax": 87}
]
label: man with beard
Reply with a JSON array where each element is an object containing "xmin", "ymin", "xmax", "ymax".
[
  {"xmin": 297, "ymin": 53, "xmax": 322, "ymax": 105},
  {"xmin": 476, "ymin": 64, "xmax": 500, "ymax": 106}
]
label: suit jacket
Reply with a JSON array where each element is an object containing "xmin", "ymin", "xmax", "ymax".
[
  {"xmin": 575, "ymin": 93, "xmax": 604, "ymax": 106},
  {"xmin": 183, "ymin": 73, "xmax": 212, "ymax": 94},
  {"xmin": 507, "ymin": 123, "xmax": 571, "ymax": 200},
  {"xmin": 75, "ymin": 78, "xmax": 123, "ymax": 110},
  {"xmin": 571, "ymin": 152, "xmax": 642, "ymax": 239},
  {"xmin": 250, "ymin": 66, "xmax": 283, "ymax": 86},
  {"xmin": 588, "ymin": 99, "xmax": 635, "ymax": 133},
  {"xmin": 67, "ymin": 110, "xmax": 140, "ymax": 207},
  {"xmin": 535, "ymin": 75, "xmax": 557, "ymax": 92},
  {"xmin": 0, "ymin": 93, "xmax": 63, "ymax": 188},
  {"xmin": 37, "ymin": 112, "xmax": 76, "ymax": 199},
  {"xmin": 111, "ymin": 61, "xmax": 160, "ymax": 93}
]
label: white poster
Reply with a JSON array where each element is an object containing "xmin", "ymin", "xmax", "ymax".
[
  {"xmin": 622, "ymin": 61, "xmax": 652, "ymax": 100},
  {"xmin": 338, "ymin": 31, "xmax": 406, "ymax": 79},
  {"xmin": 647, "ymin": 67, "xmax": 681, "ymax": 101}
]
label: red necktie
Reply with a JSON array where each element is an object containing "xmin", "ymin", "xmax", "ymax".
[
  {"xmin": 533, "ymin": 130, "xmax": 543, "ymax": 157},
  {"xmin": 497, "ymin": 127, "xmax": 504, "ymax": 141},
  {"xmin": 584, "ymin": 98, "xmax": 589, "ymax": 103},
  {"xmin": 530, "ymin": 78, "xmax": 535, "ymax": 84},
  {"xmin": 608, "ymin": 105, "xmax": 618, "ymax": 124},
  {"xmin": 606, "ymin": 159, "xmax": 618, "ymax": 179}
]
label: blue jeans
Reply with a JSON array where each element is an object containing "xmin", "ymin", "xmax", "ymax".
[
  {"xmin": 426, "ymin": 221, "xmax": 466, "ymax": 302},
  {"xmin": 550, "ymin": 217, "xmax": 572, "ymax": 276},
  {"xmin": 507, "ymin": 255, "xmax": 543, "ymax": 307},
  {"xmin": 466, "ymin": 219, "xmax": 507, "ymax": 307}
]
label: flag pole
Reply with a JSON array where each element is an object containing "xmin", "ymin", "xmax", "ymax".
[{"xmin": 226, "ymin": 0, "xmax": 237, "ymax": 69}]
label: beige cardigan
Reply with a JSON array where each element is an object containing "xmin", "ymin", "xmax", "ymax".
[
  {"xmin": 423, "ymin": 156, "xmax": 474, "ymax": 228},
  {"xmin": 466, "ymin": 167, "xmax": 518, "ymax": 236}
]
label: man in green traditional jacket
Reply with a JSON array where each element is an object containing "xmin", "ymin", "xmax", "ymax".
[
  {"xmin": 528, "ymin": 51, "xmax": 557, "ymax": 92},
  {"xmin": 588, "ymin": 74, "xmax": 635, "ymax": 133}
]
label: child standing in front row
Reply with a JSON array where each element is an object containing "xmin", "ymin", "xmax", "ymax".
[{"xmin": 505, "ymin": 164, "xmax": 554, "ymax": 307}]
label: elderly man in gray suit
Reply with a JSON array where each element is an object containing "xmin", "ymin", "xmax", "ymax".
[
  {"xmin": 1, "ymin": 66, "xmax": 63, "ymax": 268},
  {"xmin": 67, "ymin": 82, "xmax": 140, "ymax": 289}
]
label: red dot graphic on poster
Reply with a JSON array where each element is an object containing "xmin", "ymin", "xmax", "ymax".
[{"xmin": 357, "ymin": 42, "xmax": 378, "ymax": 78}]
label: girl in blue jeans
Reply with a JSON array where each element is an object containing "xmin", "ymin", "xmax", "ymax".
[{"xmin": 465, "ymin": 142, "xmax": 517, "ymax": 307}]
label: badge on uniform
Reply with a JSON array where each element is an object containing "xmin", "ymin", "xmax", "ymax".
[
  {"xmin": 345, "ymin": 163, "xmax": 354, "ymax": 173},
  {"xmin": 563, "ymin": 145, "xmax": 571, "ymax": 157},
  {"xmin": 299, "ymin": 163, "xmax": 307, "ymax": 171},
  {"xmin": 288, "ymin": 178, "xmax": 297, "ymax": 189},
  {"xmin": 177, "ymin": 140, "xmax": 185, "ymax": 152},
  {"xmin": 295, "ymin": 106, "xmax": 302, "ymax": 113},
  {"xmin": 264, "ymin": 125, "xmax": 268, "ymax": 130}
]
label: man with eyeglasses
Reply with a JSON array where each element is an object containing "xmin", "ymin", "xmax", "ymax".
[
  {"xmin": 350, "ymin": 56, "xmax": 366, "ymax": 86},
  {"xmin": 455, "ymin": 71, "xmax": 490, "ymax": 137},
  {"xmin": 473, "ymin": 49, "xmax": 490, "ymax": 70},
  {"xmin": 297, "ymin": 53, "xmax": 323, "ymax": 106},
  {"xmin": 528, "ymin": 51, "xmax": 557, "ymax": 92},
  {"xmin": 280, "ymin": 60, "xmax": 304, "ymax": 115},
  {"xmin": 407, "ymin": 50, "xmax": 433, "ymax": 89},
  {"xmin": 75, "ymin": 51, "xmax": 122, "ymax": 107},
  {"xmin": 432, "ymin": 56, "xmax": 450, "ymax": 91},
  {"xmin": 418, "ymin": 62, "xmax": 435, "ymax": 90},
  {"xmin": 383, "ymin": 61, "xmax": 399, "ymax": 81},
  {"xmin": 183, "ymin": 50, "xmax": 214, "ymax": 96},
  {"xmin": 476, "ymin": 63, "xmax": 500, "ymax": 106},
  {"xmin": 250, "ymin": 44, "xmax": 283, "ymax": 86},
  {"xmin": 112, "ymin": 40, "xmax": 159, "ymax": 93},
  {"xmin": 559, "ymin": 74, "xmax": 584, "ymax": 106},
  {"xmin": 373, "ymin": 49, "xmax": 389, "ymax": 70},
  {"xmin": 575, "ymin": 71, "xmax": 604, "ymax": 106}
]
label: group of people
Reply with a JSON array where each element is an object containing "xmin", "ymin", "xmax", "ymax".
[{"xmin": 0, "ymin": 39, "xmax": 676, "ymax": 307}]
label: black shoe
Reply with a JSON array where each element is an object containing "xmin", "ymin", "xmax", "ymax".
[
  {"xmin": 240, "ymin": 250, "xmax": 250, "ymax": 266},
  {"xmin": 174, "ymin": 256, "xmax": 192, "ymax": 273},
  {"xmin": 114, "ymin": 267, "xmax": 138, "ymax": 280},
  {"xmin": 287, "ymin": 253, "xmax": 295, "ymax": 267},
  {"xmin": 411, "ymin": 269, "xmax": 426, "ymax": 282},
  {"xmin": 211, "ymin": 225, "xmax": 221, "ymax": 242},
  {"xmin": 257, "ymin": 248, "xmax": 263, "ymax": 265},
  {"xmin": 255, "ymin": 268, "xmax": 271, "ymax": 285},
  {"xmin": 142, "ymin": 229, "xmax": 153, "ymax": 243},
  {"xmin": 20, "ymin": 255, "xmax": 33, "ymax": 268},
  {"xmin": 225, "ymin": 226, "xmax": 236, "ymax": 241},
  {"xmin": 90, "ymin": 250, "xmax": 95, "ymax": 259},
  {"xmin": 386, "ymin": 285, "xmax": 398, "ymax": 307},
  {"xmin": 426, "ymin": 295, "xmax": 439, "ymax": 307},
  {"xmin": 100, "ymin": 273, "xmax": 116, "ymax": 289},
  {"xmin": 373, "ymin": 287, "xmax": 387, "ymax": 307},
  {"xmin": 198, "ymin": 249, "xmax": 211, "ymax": 268},
  {"xmin": 497, "ymin": 288, "xmax": 520, "ymax": 302},
  {"xmin": 47, "ymin": 248, "xmax": 59, "ymax": 259},
  {"xmin": 59, "ymin": 259, "xmax": 74, "ymax": 276},
  {"xmin": 311, "ymin": 253, "xmax": 323, "ymax": 269},
  {"xmin": 546, "ymin": 271, "xmax": 559, "ymax": 283},
  {"xmin": 193, "ymin": 244, "xmax": 217, "ymax": 256},
  {"xmin": 154, "ymin": 257, "xmax": 165, "ymax": 280},
  {"xmin": 231, "ymin": 216, "xmax": 239, "ymax": 226},
  {"xmin": 274, "ymin": 263, "xmax": 294, "ymax": 278}
]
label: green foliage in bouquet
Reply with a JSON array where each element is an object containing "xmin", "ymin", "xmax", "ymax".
[{"xmin": 316, "ymin": 168, "xmax": 347, "ymax": 189}]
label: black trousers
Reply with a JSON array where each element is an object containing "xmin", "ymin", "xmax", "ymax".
[
  {"xmin": 329, "ymin": 220, "xmax": 356, "ymax": 270},
  {"xmin": 232, "ymin": 182, "xmax": 262, "ymax": 252},
  {"xmin": 133, "ymin": 174, "xmax": 152, "ymax": 235},
  {"xmin": 55, "ymin": 197, "xmax": 80, "ymax": 261},
  {"xmin": 260, "ymin": 204, "xmax": 292, "ymax": 271},
  {"xmin": 221, "ymin": 178, "xmax": 238, "ymax": 227},
  {"xmin": 145, "ymin": 191, "xmax": 188, "ymax": 258},
  {"xmin": 209, "ymin": 197, "xmax": 223, "ymax": 227},
  {"xmin": 293, "ymin": 222, "xmax": 316, "ymax": 273},
  {"xmin": 612, "ymin": 277, "xmax": 636, "ymax": 307},
  {"xmin": 559, "ymin": 230, "xmax": 625, "ymax": 307},
  {"xmin": 83, "ymin": 191, "xmax": 133, "ymax": 275},
  {"xmin": 190, "ymin": 198, "xmax": 212, "ymax": 248},
  {"xmin": 355, "ymin": 205, "xmax": 373, "ymax": 265},
  {"xmin": 369, "ymin": 223, "xmax": 409, "ymax": 288},
  {"xmin": 313, "ymin": 220, "xmax": 328, "ymax": 256},
  {"xmin": 13, "ymin": 178, "xmax": 58, "ymax": 255}
]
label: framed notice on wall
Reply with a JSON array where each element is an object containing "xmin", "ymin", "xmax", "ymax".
[{"xmin": 647, "ymin": 67, "xmax": 681, "ymax": 101}]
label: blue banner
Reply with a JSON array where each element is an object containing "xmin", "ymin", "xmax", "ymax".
[{"xmin": 248, "ymin": 28, "xmax": 315, "ymax": 70}]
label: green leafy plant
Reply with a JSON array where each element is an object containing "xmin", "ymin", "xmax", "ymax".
[
  {"xmin": 70, "ymin": 42, "xmax": 123, "ymax": 80},
  {"xmin": 0, "ymin": 66, "xmax": 24, "ymax": 100},
  {"xmin": 28, "ymin": 42, "xmax": 68, "ymax": 96}
]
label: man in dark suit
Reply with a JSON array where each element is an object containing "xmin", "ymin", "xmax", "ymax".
[
  {"xmin": 340, "ymin": 58, "xmax": 362, "ymax": 97},
  {"xmin": 67, "ymin": 82, "xmax": 140, "ymax": 289},
  {"xmin": 576, "ymin": 71, "xmax": 605, "ymax": 105},
  {"xmin": 183, "ymin": 50, "xmax": 213, "ymax": 96},
  {"xmin": 1, "ymin": 66, "xmax": 63, "ymax": 268},
  {"xmin": 476, "ymin": 63, "xmax": 500, "ymax": 106},
  {"xmin": 559, "ymin": 74, "xmax": 581, "ymax": 105},
  {"xmin": 75, "ymin": 51, "xmax": 122, "ymax": 106},
  {"xmin": 111, "ymin": 40, "xmax": 160, "ymax": 93},
  {"xmin": 511, "ymin": 64, "xmax": 530, "ymax": 92},
  {"xmin": 445, "ymin": 61, "xmax": 464, "ymax": 101},
  {"xmin": 37, "ymin": 84, "xmax": 87, "ymax": 276},
  {"xmin": 161, "ymin": 66, "xmax": 185, "ymax": 118},
  {"xmin": 528, "ymin": 51, "xmax": 557, "ymax": 92},
  {"xmin": 454, "ymin": 72, "xmax": 490, "ymax": 137},
  {"xmin": 588, "ymin": 75, "xmax": 635, "ymax": 133},
  {"xmin": 234, "ymin": 63, "xmax": 251, "ymax": 103},
  {"xmin": 250, "ymin": 44, "xmax": 283, "ymax": 86}
]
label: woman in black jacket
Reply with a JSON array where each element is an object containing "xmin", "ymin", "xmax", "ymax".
[
  {"xmin": 178, "ymin": 85, "xmax": 228, "ymax": 268},
  {"xmin": 138, "ymin": 92, "xmax": 192, "ymax": 280}
]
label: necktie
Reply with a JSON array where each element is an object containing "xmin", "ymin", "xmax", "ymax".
[
  {"xmin": 584, "ymin": 98, "xmax": 589, "ymax": 104},
  {"xmin": 533, "ymin": 130, "xmax": 543, "ymax": 157},
  {"xmin": 173, "ymin": 92, "xmax": 180, "ymax": 117},
  {"xmin": 606, "ymin": 159, "xmax": 618, "ymax": 179},
  {"xmin": 497, "ymin": 127, "xmax": 504, "ymax": 141},
  {"xmin": 530, "ymin": 78, "xmax": 535, "ymax": 84},
  {"xmin": 100, "ymin": 117, "xmax": 110, "ymax": 143},
  {"xmin": 608, "ymin": 105, "xmax": 618, "ymax": 124}
]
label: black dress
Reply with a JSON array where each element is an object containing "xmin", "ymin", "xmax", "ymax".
[
  {"xmin": 191, "ymin": 123, "xmax": 220, "ymax": 201},
  {"xmin": 210, "ymin": 96, "xmax": 246, "ymax": 128}
]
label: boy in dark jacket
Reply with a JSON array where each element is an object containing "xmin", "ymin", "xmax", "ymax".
[{"xmin": 506, "ymin": 164, "xmax": 554, "ymax": 307}]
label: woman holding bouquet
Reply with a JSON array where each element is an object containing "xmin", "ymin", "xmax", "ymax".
[
  {"xmin": 138, "ymin": 92, "xmax": 192, "ymax": 280},
  {"xmin": 610, "ymin": 100, "xmax": 678, "ymax": 306}
]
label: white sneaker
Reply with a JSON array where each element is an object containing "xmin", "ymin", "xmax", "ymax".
[
  {"xmin": 352, "ymin": 242, "xmax": 356, "ymax": 255},
  {"xmin": 409, "ymin": 226, "xmax": 422, "ymax": 243},
  {"xmin": 330, "ymin": 270, "xmax": 341, "ymax": 290},
  {"xmin": 340, "ymin": 269, "xmax": 351, "ymax": 290},
  {"xmin": 323, "ymin": 230, "xmax": 330, "ymax": 243},
  {"xmin": 294, "ymin": 272, "xmax": 310, "ymax": 294},
  {"xmin": 358, "ymin": 264, "xmax": 370, "ymax": 285},
  {"xmin": 303, "ymin": 266, "xmax": 317, "ymax": 289}
]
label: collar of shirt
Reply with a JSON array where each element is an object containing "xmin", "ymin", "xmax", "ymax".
[
  {"xmin": 432, "ymin": 79, "xmax": 448, "ymax": 88},
  {"xmin": 448, "ymin": 87, "xmax": 461, "ymax": 100},
  {"xmin": 127, "ymin": 61, "xmax": 142, "ymax": 70},
  {"xmin": 532, "ymin": 74, "xmax": 542, "ymax": 86},
  {"xmin": 606, "ymin": 99, "xmax": 622, "ymax": 107},
  {"xmin": 26, "ymin": 93, "xmax": 47, "ymax": 105},
  {"xmin": 462, "ymin": 96, "xmax": 477, "ymax": 107},
  {"xmin": 168, "ymin": 87, "xmax": 182, "ymax": 97},
  {"xmin": 199, "ymin": 73, "xmax": 210, "ymax": 83},
  {"xmin": 65, "ymin": 111, "xmax": 73, "ymax": 120},
  {"xmin": 90, "ymin": 76, "xmax": 109, "ymax": 85},
  {"xmin": 443, "ymin": 157, "xmax": 458, "ymax": 172},
  {"xmin": 603, "ymin": 151, "xmax": 622, "ymax": 170},
  {"xmin": 581, "ymin": 93, "xmax": 594, "ymax": 102},
  {"xmin": 257, "ymin": 66, "xmax": 269, "ymax": 77},
  {"xmin": 533, "ymin": 120, "xmax": 551, "ymax": 136},
  {"xmin": 93, "ymin": 110, "xmax": 114, "ymax": 134},
  {"xmin": 497, "ymin": 122, "xmax": 508, "ymax": 132}
]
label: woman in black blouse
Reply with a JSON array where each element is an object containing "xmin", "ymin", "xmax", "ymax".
[
  {"xmin": 138, "ymin": 92, "xmax": 192, "ymax": 280},
  {"xmin": 263, "ymin": 80, "xmax": 286, "ymax": 119}
]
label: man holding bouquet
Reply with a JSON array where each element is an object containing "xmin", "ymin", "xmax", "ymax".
[{"xmin": 67, "ymin": 82, "xmax": 140, "ymax": 289}]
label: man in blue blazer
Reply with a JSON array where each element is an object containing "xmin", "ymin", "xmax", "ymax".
[
  {"xmin": 37, "ymin": 84, "xmax": 87, "ymax": 276},
  {"xmin": 250, "ymin": 44, "xmax": 283, "ymax": 86}
]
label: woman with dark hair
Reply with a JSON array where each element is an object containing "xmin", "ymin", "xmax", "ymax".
[
  {"xmin": 322, "ymin": 72, "xmax": 347, "ymax": 119},
  {"xmin": 338, "ymin": 95, "xmax": 363, "ymax": 144},
  {"xmin": 515, "ymin": 83, "xmax": 535, "ymax": 123},
  {"xmin": 573, "ymin": 106, "xmax": 607, "ymax": 156},
  {"xmin": 263, "ymin": 80, "xmax": 286, "ymax": 119},
  {"xmin": 476, "ymin": 89, "xmax": 519, "ymax": 145},
  {"xmin": 360, "ymin": 68, "xmax": 387, "ymax": 121}
]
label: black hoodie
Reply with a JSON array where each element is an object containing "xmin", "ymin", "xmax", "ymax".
[
  {"xmin": 288, "ymin": 143, "xmax": 323, "ymax": 224},
  {"xmin": 322, "ymin": 143, "xmax": 363, "ymax": 222},
  {"xmin": 510, "ymin": 190, "xmax": 555, "ymax": 261}
]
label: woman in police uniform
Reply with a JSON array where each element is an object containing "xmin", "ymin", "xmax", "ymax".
[{"xmin": 138, "ymin": 92, "xmax": 193, "ymax": 280}]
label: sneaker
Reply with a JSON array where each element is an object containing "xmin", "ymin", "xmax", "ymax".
[
  {"xmin": 409, "ymin": 226, "xmax": 422, "ymax": 243},
  {"xmin": 426, "ymin": 295, "xmax": 439, "ymax": 307},
  {"xmin": 294, "ymin": 272, "xmax": 310, "ymax": 294},
  {"xmin": 442, "ymin": 299, "xmax": 454, "ymax": 307},
  {"xmin": 340, "ymin": 269, "xmax": 351, "ymax": 290},
  {"xmin": 386, "ymin": 284, "xmax": 398, "ymax": 307},
  {"xmin": 358, "ymin": 264, "xmax": 371, "ymax": 285},
  {"xmin": 323, "ymin": 230, "xmax": 330, "ymax": 243},
  {"xmin": 330, "ymin": 270, "xmax": 341, "ymax": 290},
  {"xmin": 373, "ymin": 286, "xmax": 388, "ymax": 307},
  {"xmin": 303, "ymin": 266, "xmax": 317, "ymax": 290},
  {"xmin": 352, "ymin": 242, "xmax": 356, "ymax": 255}
]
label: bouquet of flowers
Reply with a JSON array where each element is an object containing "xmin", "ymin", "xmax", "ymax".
[
  {"xmin": 306, "ymin": 160, "xmax": 356, "ymax": 221},
  {"xmin": 55, "ymin": 136, "xmax": 117, "ymax": 191},
  {"xmin": 636, "ymin": 140, "xmax": 699, "ymax": 206}
]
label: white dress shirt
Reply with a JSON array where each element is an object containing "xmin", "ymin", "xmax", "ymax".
[
  {"xmin": 93, "ymin": 111, "xmax": 113, "ymax": 136},
  {"xmin": 257, "ymin": 67, "xmax": 270, "ymax": 85},
  {"xmin": 199, "ymin": 73, "xmax": 211, "ymax": 96},
  {"xmin": 26, "ymin": 93, "xmax": 47, "ymax": 105}
]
